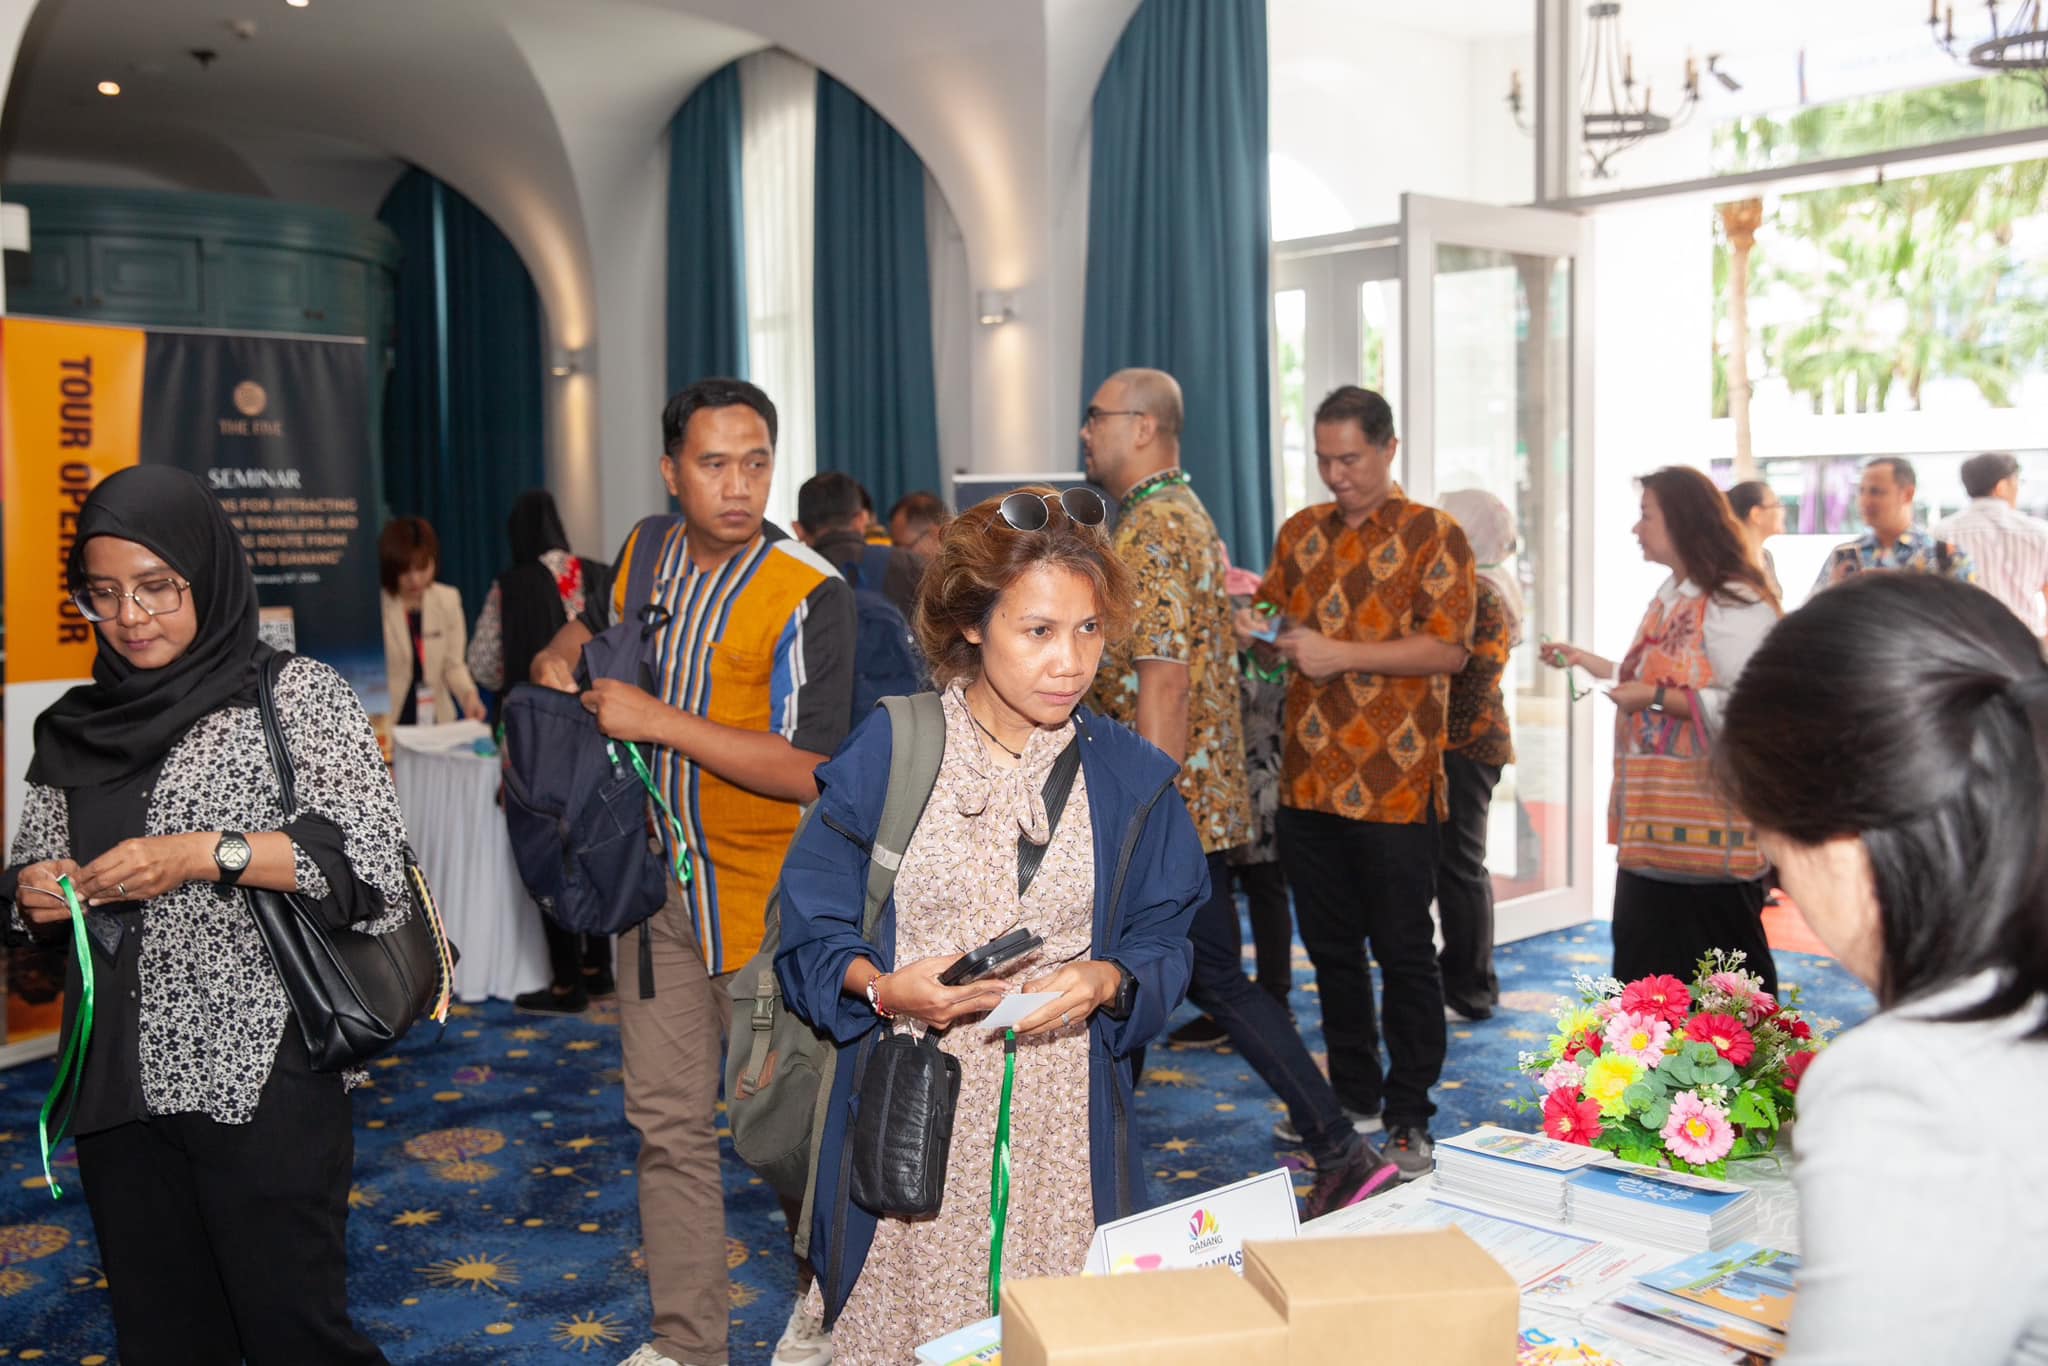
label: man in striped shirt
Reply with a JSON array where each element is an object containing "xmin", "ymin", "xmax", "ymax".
[
  {"xmin": 1933, "ymin": 452, "xmax": 2048, "ymax": 639},
  {"xmin": 531, "ymin": 377, "xmax": 855, "ymax": 1366}
]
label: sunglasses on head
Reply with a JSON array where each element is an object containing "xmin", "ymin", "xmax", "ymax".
[{"xmin": 997, "ymin": 487, "xmax": 1108, "ymax": 532}]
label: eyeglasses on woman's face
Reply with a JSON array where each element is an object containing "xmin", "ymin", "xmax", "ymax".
[
  {"xmin": 73, "ymin": 577, "xmax": 191, "ymax": 623},
  {"xmin": 997, "ymin": 487, "xmax": 1108, "ymax": 533}
]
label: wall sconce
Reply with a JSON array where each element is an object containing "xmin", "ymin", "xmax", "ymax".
[
  {"xmin": 975, "ymin": 291, "xmax": 1015, "ymax": 327},
  {"xmin": 548, "ymin": 348, "xmax": 586, "ymax": 378}
]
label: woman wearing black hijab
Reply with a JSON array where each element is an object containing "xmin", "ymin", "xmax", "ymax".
[
  {"xmin": 1, "ymin": 466, "xmax": 403, "ymax": 1365},
  {"xmin": 467, "ymin": 488, "xmax": 616, "ymax": 1012}
]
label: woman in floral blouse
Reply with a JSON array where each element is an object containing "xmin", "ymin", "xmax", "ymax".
[{"xmin": 3, "ymin": 467, "xmax": 404, "ymax": 1364}]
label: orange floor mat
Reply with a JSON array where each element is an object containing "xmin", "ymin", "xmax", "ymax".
[{"xmin": 1763, "ymin": 892, "xmax": 1834, "ymax": 958}]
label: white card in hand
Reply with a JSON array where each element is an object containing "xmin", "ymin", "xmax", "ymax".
[{"xmin": 979, "ymin": 992, "xmax": 1063, "ymax": 1031}]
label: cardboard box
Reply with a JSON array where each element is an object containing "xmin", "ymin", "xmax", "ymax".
[
  {"xmin": 1003, "ymin": 1266, "xmax": 1290, "ymax": 1365},
  {"xmin": 1242, "ymin": 1228, "xmax": 1518, "ymax": 1366}
]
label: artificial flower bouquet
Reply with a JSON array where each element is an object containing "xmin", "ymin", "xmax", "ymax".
[{"xmin": 1514, "ymin": 952, "xmax": 1832, "ymax": 1177}]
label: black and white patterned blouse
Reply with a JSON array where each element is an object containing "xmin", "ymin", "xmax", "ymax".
[{"xmin": 7, "ymin": 656, "xmax": 409, "ymax": 1124}]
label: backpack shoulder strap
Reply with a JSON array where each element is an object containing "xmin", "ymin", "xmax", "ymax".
[
  {"xmin": 864, "ymin": 693, "xmax": 946, "ymax": 936},
  {"xmin": 619, "ymin": 515, "xmax": 682, "ymax": 624}
]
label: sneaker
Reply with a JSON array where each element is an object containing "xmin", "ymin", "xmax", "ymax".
[
  {"xmin": 1272, "ymin": 1118, "xmax": 1303, "ymax": 1145},
  {"xmin": 1303, "ymin": 1139, "xmax": 1401, "ymax": 1219},
  {"xmin": 773, "ymin": 1299, "xmax": 834, "ymax": 1365},
  {"xmin": 583, "ymin": 966, "xmax": 617, "ymax": 999},
  {"xmin": 616, "ymin": 1346, "xmax": 683, "ymax": 1366},
  {"xmin": 1444, "ymin": 1002, "xmax": 1494, "ymax": 1023},
  {"xmin": 1380, "ymin": 1125, "xmax": 1435, "ymax": 1181},
  {"xmin": 1167, "ymin": 1015, "xmax": 1228, "ymax": 1047},
  {"xmin": 1343, "ymin": 1106, "xmax": 1384, "ymax": 1136},
  {"xmin": 516, "ymin": 984, "xmax": 589, "ymax": 1015}
]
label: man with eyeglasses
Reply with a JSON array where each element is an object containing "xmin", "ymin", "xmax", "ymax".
[
  {"xmin": 1241, "ymin": 384, "xmax": 1475, "ymax": 1183},
  {"xmin": 1081, "ymin": 367, "xmax": 1398, "ymax": 1214},
  {"xmin": 527, "ymin": 377, "xmax": 855, "ymax": 1366}
]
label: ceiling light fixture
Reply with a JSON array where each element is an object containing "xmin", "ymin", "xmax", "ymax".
[
  {"xmin": 287, "ymin": 0, "xmax": 310, "ymax": 6},
  {"xmin": 1929, "ymin": 1, "xmax": 2048, "ymax": 104},
  {"xmin": 96, "ymin": 80, "xmax": 121, "ymax": 96},
  {"xmin": 1506, "ymin": 1, "xmax": 1706, "ymax": 179}
]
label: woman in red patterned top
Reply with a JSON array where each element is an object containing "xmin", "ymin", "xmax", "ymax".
[{"xmin": 1437, "ymin": 490, "xmax": 1521, "ymax": 1022}]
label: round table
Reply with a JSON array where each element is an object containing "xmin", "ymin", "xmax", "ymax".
[{"xmin": 391, "ymin": 722, "xmax": 550, "ymax": 1003}]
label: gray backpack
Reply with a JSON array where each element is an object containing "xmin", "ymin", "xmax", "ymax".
[{"xmin": 724, "ymin": 692, "xmax": 946, "ymax": 1257}]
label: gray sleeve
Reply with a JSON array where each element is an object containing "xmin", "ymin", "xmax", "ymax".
[{"xmin": 1781, "ymin": 1026, "xmax": 2024, "ymax": 1366}]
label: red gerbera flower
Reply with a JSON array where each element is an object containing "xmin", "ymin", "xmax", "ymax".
[
  {"xmin": 1542, "ymin": 1088, "xmax": 1604, "ymax": 1146},
  {"xmin": 1618, "ymin": 974, "xmax": 1694, "ymax": 1026},
  {"xmin": 1784, "ymin": 1049, "xmax": 1817, "ymax": 1092},
  {"xmin": 1770, "ymin": 1015, "xmax": 1813, "ymax": 1042},
  {"xmin": 1685, "ymin": 1012, "xmax": 1757, "ymax": 1067}
]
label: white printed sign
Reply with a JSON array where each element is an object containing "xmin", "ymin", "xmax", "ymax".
[{"xmin": 1084, "ymin": 1167, "xmax": 1300, "ymax": 1276}]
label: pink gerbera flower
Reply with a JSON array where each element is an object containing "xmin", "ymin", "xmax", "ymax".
[
  {"xmin": 1685, "ymin": 1012, "xmax": 1757, "ymax": 1067},
  {"xmin": 1602, "ymin": 1011, "xmax": 1674, "ymax": 1067},
  {"xmin": 1708, "ymin": 970, "xmax": 1760, "ymax": 1002},
  {"xmin": 1618, "ymin": 975, "xmax": 1693, "ymax": 1026},
  {"xmin": 1543, "ymin": 1088, "xmax": 1605, "ymax": 1146},
  {"xmin": 1661, "ymin": 1090, "xmax": 1735, "ymax": 1164},
  {"xmin": 1540, "ymin": 1060, "xmax": 1587, "ymax": 1093}
]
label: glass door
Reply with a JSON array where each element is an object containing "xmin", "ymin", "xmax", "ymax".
[
  {"xmin": 1271, "ymin": 231, "xmax": 1399, "ymax": 522},
  {"xmin": 1400, "ymin": 194, "xmax": 1594, "ymax": 938}
]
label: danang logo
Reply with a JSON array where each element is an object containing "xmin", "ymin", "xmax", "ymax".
[{"xmin": 1186, "ymin": 1207, "xmax": 1224, "ymax": 1254}]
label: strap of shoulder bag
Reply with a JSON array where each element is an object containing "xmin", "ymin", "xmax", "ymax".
[
  {"xmin": 1017, "ymin": 740, "xmax": 1082, "ymax": 900},
  {"xmin": 256, "ymin": 650, "xmax": 298, "ymax": 816}
]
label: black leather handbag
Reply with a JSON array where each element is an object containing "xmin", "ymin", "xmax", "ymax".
[
  {"xmin": 850, "ymin": 1027, "xmax": 963, "ymax": 1218},
  {"xmin": 247, "ymin": 651, "xmax": 457, "ymax": 1072}
]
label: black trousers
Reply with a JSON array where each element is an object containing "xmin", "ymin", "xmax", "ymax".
[
  {"xmin": 542, "ymin": 912, "xmax": 612, "ymax": 990},
  {"xmin": 1233, "ymin": 859, "xmax": 1295, "ymax": 1006},
  {"xmin": 74, "ymin": 1030, "xmax": 387, "ymax": 1366},
  {"xmin": 1435, "ymin": 755, "xmax": 1504, "ymax": 1015},
  {"xmin": 1278, "ymin": 806, "xmax": 1446, "ymax": 1130},
  {"xmin": 1611, "ymin": 869, "xmax": 1779, "ymax": 997}
]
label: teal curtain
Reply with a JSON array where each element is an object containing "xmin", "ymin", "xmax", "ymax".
[
  {"xmin": 378, "ymin": 169, "xmax": 545, "ymax": 615},
  {"xmin": 1082, "ymin": 0, "xmax": 1273, "ymax": 563},
  {"xmin": 813, "ymin": 71, "xmax": 941, "ymax": 511},
  {"xmin": 668, "ymin": 62, "xmax": 748, "ymax": 393}
]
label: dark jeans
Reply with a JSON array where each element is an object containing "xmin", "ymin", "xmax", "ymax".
[
  {"xmin": 1279, "ymin": 806, "xmax": 1446, "ymax": 1130},
  {"xmin": 542, "ymin": 912, "xmax": 612, "ymax": 990},
  {"xmin": 74, "ymin": 1031, "xmax": 387, "ymax": 1366},
  {"xmin": 1612, "ymin": 869, "xmax": 1778, "ymax": 997},
  {"xmin": 1436, "ymin": 755, "xmax": 1503, "ymax": 1015},
  {"xmin": 1234, "ymin": 859, "xmax": 1295, "ymax": 1007},
  {"xmin": 1187, "ymin": 851, "xmax": 1353, "ymax": 1165}
]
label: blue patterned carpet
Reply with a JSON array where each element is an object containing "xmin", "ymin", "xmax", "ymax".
[{"xmin": 0, "ymin": 921, "xmax": 1873, "ymax": 1363}]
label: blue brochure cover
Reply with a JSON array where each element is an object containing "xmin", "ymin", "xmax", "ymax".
[{"xmin": 1569, "ymin": 1165, "xmax": 1752, "ymax": 1214}]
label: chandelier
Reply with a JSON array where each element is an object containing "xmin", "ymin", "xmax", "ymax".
[
  {"xmin": 1507, "ymin": 1, "xmax": 1704, "ymax": 179},
  {"xmin": 1929, "ymin": 1, "xmax": 2048, "ymax": 104}
]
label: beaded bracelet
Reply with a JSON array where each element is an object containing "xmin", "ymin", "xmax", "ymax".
[{"xmin": 866, "ymin": 973, "xmax": 893, "ymax": 1019}]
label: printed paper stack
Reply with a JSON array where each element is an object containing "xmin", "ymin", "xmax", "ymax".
[
  {"xmin": 913, "ymin": 1316, "xmax": 1000, "ymax": 1365},
  {"xmin": 1430, "ymin": 1125, "xmax": 1610, "ymax": 1222},
  {"xmin": 1583, "ymin": 1242, "xmax": 1798, "ymax": 1363},
  {"xmin": 1565, "ymin": 1165, "xmax": 1759, "ymax": 1254}
]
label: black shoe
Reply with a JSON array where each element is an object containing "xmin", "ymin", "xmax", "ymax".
[
  {"xmin": 1304, "ymin": 1139, "xmax": 1400, "ymax": 1219},
  {"xmin": 1167, "ymin": 1015, "xmax": 1228, "ymax": 1047},
  {"xmin": 515, "ymin": 984, "xmax": 589, "ymax": 1015},
  {"xmin": 582, "ymin": 967, "xmax": 616, "ymax": 999},
  {"xmin": 1380, "ymin": 1125, "xmax": 1435, "ymax": 1181},
  {"xmin": 1445, "ymin": 1001, "xmax": 1494, "ymax": 1022}
]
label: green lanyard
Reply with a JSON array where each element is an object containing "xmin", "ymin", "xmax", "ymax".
[
  {"xmin": 988, "ymin": 1027, "xmax": 1018, "ymax": 1313},
  {"xmin": 37, "ymin": 875, "xmax": 95, "ymax": 1200},
  {"xmin": 609, "ymin": 739, "xmax": 694, "ymax": 889}
]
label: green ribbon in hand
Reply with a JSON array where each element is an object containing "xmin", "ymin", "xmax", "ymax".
[
  {"xmin": 37, "ymin": 874, "xmax": 95, "ymax": 1201},
  {"xmin": 989, "ymin": 1027, "xmax": 1018, "ymax": 1314},
  {"xmin": 611, "ymin": 738, "xmax": 694, "ymax": 889}
]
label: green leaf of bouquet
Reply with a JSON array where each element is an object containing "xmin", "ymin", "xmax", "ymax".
[
  {"xmin": 1700, "ymin": 1059, "xmax": 1737, "ymax": 1087},
  {"xmin": 1730, "ymin": 1090, "xmax": 1771, "ymax": 1128},
  {"xmin": 1623, "ymin": 1081, "xmax": 1656, "ymax": 1110}
]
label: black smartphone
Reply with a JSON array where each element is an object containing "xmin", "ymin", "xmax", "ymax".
[{"xmin": 938, "ymin": 927, "xmax": 1044, "ymax": 986}]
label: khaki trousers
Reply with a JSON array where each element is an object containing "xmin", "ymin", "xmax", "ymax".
[{"xmin": 619, "ymin": 879, "xmax": 733, "ymax": 1365}]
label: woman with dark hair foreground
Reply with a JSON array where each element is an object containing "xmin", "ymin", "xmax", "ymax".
[
  {"xmin": 1545, "ymin": 466, "xmax": 1783, "ymax": 993},
  {"xmin": 1719, "ymin": 573, "xmax": 2048, "ymax": 1364}
]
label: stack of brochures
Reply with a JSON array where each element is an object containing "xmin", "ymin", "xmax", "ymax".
[
  {"xmin": 1430, "ymin": 1125, "xmax": 1610, "ymax": 1221},
  {"xmin": 1583, "ymin": 1242, "xmax": 1798, "ymax": 1364},
  {"xmin": 1565, "ymin": 1164, "xmax": 1759, "ymax": 1253},
  {"xmin": 913, "ymin": 1316, "xmax": 1000, "ymax": 1365}
]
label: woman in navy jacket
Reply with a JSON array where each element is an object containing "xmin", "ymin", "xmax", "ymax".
[{"xmin": 774, "ymin": 488, "xmax": 1207, "ymax": 1360}]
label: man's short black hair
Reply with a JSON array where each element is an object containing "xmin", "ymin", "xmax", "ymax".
[
  {"xmin": 1962, "ymin": 452, "xmax": 2021, "ymax": 499},
  {"xmin": 1314, "ymin": 385, "xmax": 1396, "ymax": 446},
  {"xmin": 889, "ymin": 490, "xmax": 950, "ymax": 530},
  {"xmin": 661, "ymin": 377, "xmax": 778, "ymax": 457},
  {"xmin": 1866, "ymin": 455, "xmax": 1917, "ymax": 490},
  {"xmin": 798, "ymin": 472, "xmax": 868, "ymax": 535}
]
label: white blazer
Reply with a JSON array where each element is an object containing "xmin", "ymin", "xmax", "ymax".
[{"xmin": 381, "ymin": 583, "xmax": 481, "ymax": 719}]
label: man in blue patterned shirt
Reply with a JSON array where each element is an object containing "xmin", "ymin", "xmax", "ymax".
[{"xmin": 1813, "ymin": 456, "xmax": 1978, "ymax": 593}]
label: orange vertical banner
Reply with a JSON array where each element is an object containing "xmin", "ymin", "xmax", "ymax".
[{"xmin": 3, "ymin": 318, "xmax": 146, "ymax": 686}]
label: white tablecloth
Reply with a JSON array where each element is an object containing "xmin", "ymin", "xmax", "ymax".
[{"xmin": 391, "ymin": 723, "xmax": 550, "ymax": 1003}]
